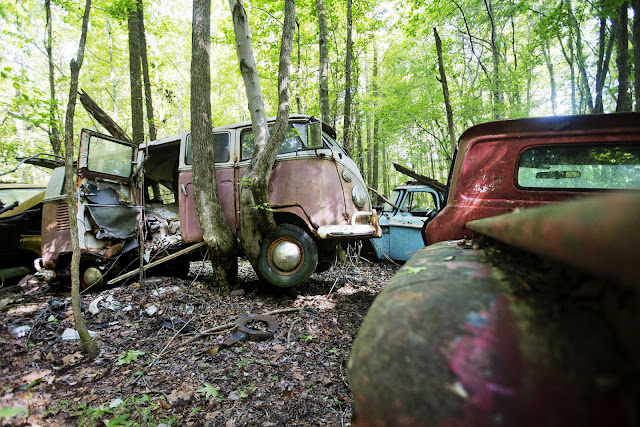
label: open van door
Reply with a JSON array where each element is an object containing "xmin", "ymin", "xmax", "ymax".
[{"xmin": 76, "ymin": 130, "xmax": 140, "ymax": 253}]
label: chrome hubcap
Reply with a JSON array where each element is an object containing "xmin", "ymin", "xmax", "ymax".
[
  {"xmin": 271, "ymin": 241, "xmax": 302, "ymax": 272},
  {"xmin": 83, "ymin": 266, "xmax": 103, "ymax": 288}
]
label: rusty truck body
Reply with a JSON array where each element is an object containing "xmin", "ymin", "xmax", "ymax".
[
  {"xmin": 40, "ymin": 115, "xmax": 380, "ymax": 287},
  {"xmin": 349, "ymin": 113, "xmax": 640, "ymax": 426}
]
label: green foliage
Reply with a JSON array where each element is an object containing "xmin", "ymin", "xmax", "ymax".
[
  {"xmin": 0, "ymin": 407, "xmax": 28, "ymax": 421},
  {"xmin": 196, "ymin": 383, "xmax": 219, "ymax": 399},
  {"xmin": 115, "ymin": 350, "xmax": 146, "ymax": 366}
]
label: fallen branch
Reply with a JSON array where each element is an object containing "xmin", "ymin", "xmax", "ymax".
[
  {"xmin": 79, "ymin": 90, "xmax": 132, "ymax": 142},
  {"xmin": 367, "ymin": 186, "xmax": 404, "ymax": 211},
  {"xmin": 393, "ymin": 163, "xmax": 447, "ymax": 193}
]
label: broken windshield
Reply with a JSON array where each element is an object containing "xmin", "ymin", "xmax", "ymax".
[{"xmin": 87, "ymin": 135, "xmax": 134, "ymax": 178}]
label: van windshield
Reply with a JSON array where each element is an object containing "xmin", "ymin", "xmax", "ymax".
[{"xmin": 241, "ymin": 123, "xmax": 306, "ymax": 160}]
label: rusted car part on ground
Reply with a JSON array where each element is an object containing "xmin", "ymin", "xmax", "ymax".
[
  {"xmin": 220, "ymin": 313, "xmax": 279, "ymax": 349},
  {"xmin": 349, "ymin": 197, "xmax": 640, "ymax": 425},
  {"xmin": 425, "ymin": 112, "xmax": 640, "ymax": 244},
  {"xmin": 40, "ymin": 115, "xmax": 380, "ymax": 288}
]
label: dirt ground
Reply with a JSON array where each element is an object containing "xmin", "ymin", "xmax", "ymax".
[{"xmin": 0, "ymin": 257, "xmax": 398, "ymax": 426}]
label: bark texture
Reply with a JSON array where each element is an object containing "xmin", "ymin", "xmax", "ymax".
[
  {"xmin": 371, "ymin": 43, "xmax": 380, "ymax": 205},
  {"xmin": 342, "ymin": 0, "xmax": 353, "ymax": 152},
  {"xmin": 137, "ymin": 0, "xmax": 156, "ymax": 141},
  {"xmin": 616, "ymin": 2, "xmax": 632, "ymax": 112},
  {"xmin": 192, "ymin": 0, "xmax": 238, "ymax": 292},
  {"xmin": 64, "ymin": 0, "xmax": 99, "ymax": 360},
  {"xmin": 434, "ymin": 27, "xmax": 456, "ymax": 154},
  {"xmin": 316, "ymin": 0, "xmax": 331, "ymax": 124},
  {"xmin": 45, "ymin": 0, "xmax": 61, "ymax": 156},
  {"xmin": 633, "ymin": 0, "xmax": 640, "ymax": 111},
  {"xmin": 229, "ymin": 0, "xmax": 296, "ymax": 268},
  {"xmin": 594, "ymin": 15, "xmax": 616, "ymax": 113},
  {"xmin": 128, "ymin": 2, "xmax": 144, "ymax": 145}
]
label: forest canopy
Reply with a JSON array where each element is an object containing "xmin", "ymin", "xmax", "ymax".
[{"xmin": 1, "ymin": 0, "xmax": 638, "ymax": 194}]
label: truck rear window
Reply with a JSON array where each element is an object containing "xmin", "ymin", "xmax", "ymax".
[{"xmin": 517, "ymin": 144, "xmax": 640, "ymax": 190}]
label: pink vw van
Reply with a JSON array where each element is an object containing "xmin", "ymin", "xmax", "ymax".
[{"xmin": 40, "ymin": 115, "xmax": 380, "ymax": 287}]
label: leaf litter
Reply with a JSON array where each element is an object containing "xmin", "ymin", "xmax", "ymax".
[{"xmin": 0, "ymin": 257, "xmax": 397, "ymax": 426}]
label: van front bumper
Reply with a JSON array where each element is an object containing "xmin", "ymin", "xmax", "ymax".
[{"xmin": 317, "ymin": 211, "xmax": 382, "ymax": 239}]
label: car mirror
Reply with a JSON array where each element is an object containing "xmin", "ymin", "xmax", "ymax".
[{"xmin": 307, "ymin": 122, "xmax": 323, "ymax": 149}]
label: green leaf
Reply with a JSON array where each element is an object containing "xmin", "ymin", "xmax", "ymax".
[
  {"xmin": 115, "ymin": 350, "xmax": 146, "ymax": 366},
  {"xmin": 196, "ymin": 383, "xmax": 218, "ymax": 398},
  {"xmin": 0, "ymin": 407, "xmax": 28, "ymax": 420}
]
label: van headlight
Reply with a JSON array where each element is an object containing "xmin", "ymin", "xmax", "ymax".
[{"xmin": 352, "ymin": 185, "xmax": 368, "ymax": 208}]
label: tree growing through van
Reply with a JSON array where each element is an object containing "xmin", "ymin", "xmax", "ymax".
[
  {"xmin": 228, "ymin": 0, "xmax": 296, "ymax": 273},
  {"xmin": 63, "ymin": 0, "xmax": 99, "ymax": 360},
  {"xmin": 191, "ymin": 0, "xmax": 238, "ymax": 291}
]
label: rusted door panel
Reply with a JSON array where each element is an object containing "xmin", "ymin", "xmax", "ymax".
[
  {"xmin": 41, "ymin": 201, "xmax": 71, "ymax": 268},
  {"xmin": 178, "ymin": 168, "xmax": 236, "ymax": 242}
]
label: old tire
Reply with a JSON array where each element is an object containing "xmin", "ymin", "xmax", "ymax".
[{"xmin": 258, "ymin": 224, "xmax": 318, "ymax": 287}]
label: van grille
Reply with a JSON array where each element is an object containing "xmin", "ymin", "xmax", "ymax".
[{"xmin": 56, "ymin": 202, "xmax": 70, "ymax": 232}]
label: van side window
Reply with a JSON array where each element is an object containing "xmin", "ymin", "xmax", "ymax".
[
  {"xmin": 185, "ymin": 132, "xmax": 230, "ymax": 164},
  {"xmin": 241, "ymin": 124, "xmax": 304, "ymax": 160},
  {"xmin": 517, "ymin": 144, "xmax": 640, "ymax": 190}
]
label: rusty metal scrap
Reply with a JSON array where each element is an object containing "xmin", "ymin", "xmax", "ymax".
[{"xmin": 466, "ymin": 193, "xmax": 640, "ymax": 286}]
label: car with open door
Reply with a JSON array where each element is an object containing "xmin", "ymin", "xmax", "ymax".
[
  {"xmin": 371, "ymin": 184, "xmax": 444, "ymax": 261},
  {"xmin": 40, "ymin": 115, "xmax": 380, "ymax": 288}
]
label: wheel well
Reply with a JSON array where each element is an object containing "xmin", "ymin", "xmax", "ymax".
[{"xmin": 273, "ymin": 212, "xmax": 312, "ymax": 235}]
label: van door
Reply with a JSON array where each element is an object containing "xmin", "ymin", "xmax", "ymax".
[{"xmin": 76, "ymin": 130, "xmax": 140, "ymax": 252}]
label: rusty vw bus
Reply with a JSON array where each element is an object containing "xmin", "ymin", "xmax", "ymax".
[{"xmin": 40, "ymin": 115, "xmax": 379, "ymax": 287}]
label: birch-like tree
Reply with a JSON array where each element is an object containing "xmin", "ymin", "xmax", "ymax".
[{"xmin": 228, "ymin": 0, "xmax": 296, "ymax": 270}]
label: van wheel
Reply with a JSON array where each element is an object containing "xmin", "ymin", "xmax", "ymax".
[{"xmin": 258, "ymin": 224, "xmax": 318, "ymax": 287}]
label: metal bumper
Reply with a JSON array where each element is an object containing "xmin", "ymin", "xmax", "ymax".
[{"xmin": 316, "ymin": 211, "xmax": 382, "ymax": 239}]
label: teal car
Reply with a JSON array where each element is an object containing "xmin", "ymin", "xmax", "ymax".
[{"xmin": 372, "ymin": 185, "xmax": 444, "ymax": 261}]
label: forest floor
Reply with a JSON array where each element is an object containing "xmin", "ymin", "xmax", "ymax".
[{"xmin": 0, "ymin": 256, "xmax": 399, "ymax": 426}]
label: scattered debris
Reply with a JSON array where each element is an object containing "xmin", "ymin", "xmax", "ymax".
[
  {"xmin": 10, "ymin": 325, "xmax": 31, "ymax": 338},
  {"xmin": 0, "ymin": 259, "xmax": 398, "ymax": 425},
  {"xmin": 61, "ymin": 327, "xmax": 98, "ymax": 341}
]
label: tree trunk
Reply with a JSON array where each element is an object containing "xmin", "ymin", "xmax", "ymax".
[
  {"xmin": 542, "ymin": 40, "xmax": 557, "ymax": 115},
  {"xmin": 594, "ymin": 15, "xmax": 617, "ymax": 113},
  {"xmin": 616, "ymin": 2, "xmax": 632, "ymax": 112},
  {"xmin": 229, "ymin": 0, "xmax": 296, "ymax": 268},
  {"xmin": 558, "ymin": 34, "xmax": 577, "ymax": 114},
  {"xmin": 107, "ymin": 18, "xmax": 118, "ymax": 121},
  {"xmin": 371, "ymin": 43, "xmax": 380, "ymax": 204},
  {"xmin": 64, "ymin": 0, "xmax": 99, "ymax": 360},
  {"xmin": 342, "ymin": 0, "xmax": 353, "ymax": 152},
  {"xmin": 632, "ymin": 0, "xmax": 640, "ymax": 111},
  {"xmin": 434, "ymin": 27, "xmax": 456, "ymax": 153},
  {"xmin": 566, "ymin": 0, "xmax": 594, "ymax": 113},
  {"xmin": 191, "ymin": 0, "xmax": 238, "ymax": 292},
  {"xmin": 137, "ymin": 0, "xmax": 156, "ymax": 141},
  {"xmin": 45, "ymin": 0, "xmax": 61, "ymax": 156},
  {"xmin": 483, "ymin": 0, "xmax": 503, "ymax": 119},
  {"xmin": 128, "ymin": 3, "xmax": 144, "ymax": 145},
  {"xmin": 316, "ymin": 0, "xmax": 331, "ymax": 124},
  {"xmin": 295, "ymin": 19, "xmax": 302, "ymax": 114}
]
